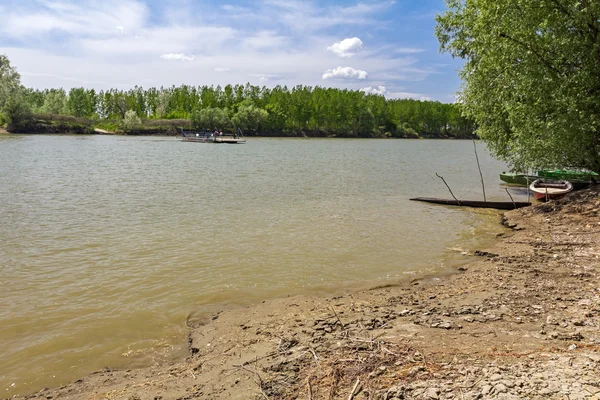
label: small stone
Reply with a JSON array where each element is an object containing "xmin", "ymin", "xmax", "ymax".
[
  {"xmin": 494, "ymin": 383, "xmax": 507, "ymax": 393},
  {"xmin": 407, "ymin": 365, "xmax": 425, "ymax": 376},
  {"xmin": 501, "ymin": 380, "xmax": 515, "ymax": 388},
  {"xmin": 489, "ymin": 374, "xmax": 502, "ymax": 382},
  {"xmin": 481, "ymin": 385, "xmax": 492, "ymax": 395},
  {"xmin": 425, "ymin": 387, "xmax": 440, "ymax": 399},
  {"xmin": 568, "ymin": 344, "xmax": 577, "ymax": 351}
]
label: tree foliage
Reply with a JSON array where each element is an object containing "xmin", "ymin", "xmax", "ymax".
[
  {"xmin": 4, "ymin": 99, "xmax": 33, "ymax": 132},
  {"xmin": 231, "ymin": 100, "xmax": 269, "ymax": 133},
  {"xmin": 40, "ymin": 89, "xmax": 68, "ymax": 115},
  {"xmin": 122, "ymin": 110, "xmax": 142, "ymax": 131},
  {"xmin": 0, "ymin": 54, "xmax": 22, "ymax": 113},
  {"xmin": 191, "ymin": 107, "xmax": 231, "ymax": 130},
  {"xmin": 436, "ymin": 0, "xmax": 600, "ymax": 172}
]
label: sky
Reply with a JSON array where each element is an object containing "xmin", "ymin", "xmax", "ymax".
[{"xmin": 0, "ymin": 0, "xmax": 464, "ymax": 102}]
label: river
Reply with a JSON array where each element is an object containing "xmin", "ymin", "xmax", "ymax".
[{"xmin": 0, "ymin": 135, "xmax": 527, "ymax": 396}]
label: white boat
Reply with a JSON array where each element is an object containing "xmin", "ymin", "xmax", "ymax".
[{"xmin": 529, "ymin": 179, "xmax": 573, "ymax": 201}]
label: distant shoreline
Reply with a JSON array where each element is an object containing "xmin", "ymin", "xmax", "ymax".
[{"xmin": 4, "ymin": 130, "xmax": 475, "ymax": 139}]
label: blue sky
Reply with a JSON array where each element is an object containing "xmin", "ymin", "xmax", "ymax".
[{"xmin": 0, "ymin": 0, "xmax": 463, "ymax": 102}]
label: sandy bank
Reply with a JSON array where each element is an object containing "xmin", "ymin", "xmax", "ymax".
[
  {"xmin": 94, "ymin": 128, "xmax": 116, "ymax": 135},
  {"xmin": 11, "ymin": 188, "xmax": 600, "ymax": 400}
]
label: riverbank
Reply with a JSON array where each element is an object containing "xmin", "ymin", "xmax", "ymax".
[{"xmin": 10, "ymin": 188, "xmax": 600, "ymax": 400}]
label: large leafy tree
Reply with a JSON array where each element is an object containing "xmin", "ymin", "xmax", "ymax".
[
  {"xmin": 436, "ymin": 0, "xmax": 600, "ymax": 173},
  {"xmin": 0, "ymin": 54, "xmax": 22, "ymax": 112},
  {"xmin": 191, "ymin": 107, "xmax": 231, "ymax": 130},
  {"xmin": 40, "ymin": 89, "xmax": 68, "ymax": 115},
  {"xmin": 232, "ymin": 100, "xmax": 268, "ymax": 134}
]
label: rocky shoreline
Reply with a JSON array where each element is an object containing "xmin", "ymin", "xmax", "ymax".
[{"xmin": 11, "ymin": 187, "xmax": 600, "ymax": 400}]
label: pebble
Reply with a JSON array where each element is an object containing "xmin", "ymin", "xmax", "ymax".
[
  {"xmin": 501, "ymin": 380, "xmax": 515, "ymax": 388},
  {"xmin": 425, "ymin": 387, "xmax": 440, "ymax": 399},
  {"xmin": 481, "ymin": 385, "xmax": 492, "ymax": 395},
  {"xmin": 494, "ymin": 383, "xmax": 508, "ymax": 393}
]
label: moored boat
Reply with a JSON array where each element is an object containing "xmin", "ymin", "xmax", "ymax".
[
  {"xmin": 410, "ymin": 197, "xmax": 531, "ymax": 210},
  {"xmin": 538, "ymin": 169, "xmax": 599, "ymax": 182},
  {"xmin": 529, "ymin": 179, "xmax": 573, "ymax": 201},
  {"xmin": 499, "ymin": 172, "xmax": 539, "ymax": 186},
  {"xmin": 500, "ymin": 171, "xmax": 595, "ymax": 190}
]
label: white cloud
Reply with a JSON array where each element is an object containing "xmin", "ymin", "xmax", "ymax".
[
  {"xmin": 360, "ymin": 85, "xmax": 387, "ymax": 95},
  {"xmin": 263, "ymin": 0, "xmax": 394, "ymax": 32},
  {"xmin": 1, "ymin": 0, "xmax": 148, "ymax": 38},
  {"xmin": 322, "ymin": 66, "xmax": 368, "ymax": 80},
  {"xmin": 160, "ymin": 53, "xmax": 196, "ymax": 61},
  {"xmin": 81, "ymin": 26, "xmax": 236, "ymax": 56},
  {"xmin": 394, "ymin": 48, "xmax": 425, "ymax": 54},
  {"xmin": 242, "ymin": 30, "xmax": 288, "ymax": 50},
  {"xmin": 214, "ymin": 67, "xmax": 230, "ymax": 72},
  {"xmin": 328, "ymin": 37, "xmax": 364, "ymax": 57}
]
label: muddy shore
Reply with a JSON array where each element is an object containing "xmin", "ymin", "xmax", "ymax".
[{"xmin": 11, "ymin": 187, "xmax": 600, "ymax": 400}]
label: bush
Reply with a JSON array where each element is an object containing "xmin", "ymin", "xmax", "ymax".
[
  {"xmin": 4, "ymin": 100, "xmax": 33, "ymax": 132},
  {"xmin": 143, "ymin": 118, "xmax": 190, "ymax": 129},
  {"xmin": 33, "ymin": 113, "xmax": 93, "ymax": 126},
  {"xmin": 122, "ymin": 110, "xmax": 142, "ymax": 131},
  {"xmin": 394, "ymin": 122, "xmax": 419, "ymax": 139}
]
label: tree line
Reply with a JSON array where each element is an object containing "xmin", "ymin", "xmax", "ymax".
[{"xmin": 1, "ymin": 55, "xmax": 475, "ymax": 138}]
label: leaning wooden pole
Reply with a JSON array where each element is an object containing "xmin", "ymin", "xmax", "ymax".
[
  {"xmin": 436, "ymin": 173, "xmax": 461, "ymax": 205},
  {"xmin": 473, "ymin": 140, "xmax": 487, "ymax": 202},
  {"xmin": 504, "ymin": 188, "xmax": 516, "ymax": 208}
]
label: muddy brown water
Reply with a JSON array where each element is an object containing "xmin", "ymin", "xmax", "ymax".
[{"xmin": 0, "ymin": 136, "xmax": 526, "ymax": 396}]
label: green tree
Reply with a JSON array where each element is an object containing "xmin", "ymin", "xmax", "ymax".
[
  {"xmin": 191, "ymin": 107, "xmax": 231, "ymax": 130},
  {"xmin": 436, "ymin": 0, "xmax": 600, "ymax": 173},
  {"xmin": 231, "ymin": 100, "xmax": 268, "ymax": 134},
  {"xmin": 0, "ymin": 54, "xmax": 22, "ymax": 114},
  {"xmin": 4, "ymin": 99, "xmax": 33, "ymax": 132},
  {"xmin": 156, "ymin": 90, "xmax": 172, "ymax": 118},
  {"xmin": 40, "ymin": 89, "xmax": 68, "ymax": 115},
  {"xmin": 67, "ymin": 88, "xmax": 96, "ymax": 117},
  {"xmin": 122, "ymin": 109, "xmax": 142, "ymax": 131}
]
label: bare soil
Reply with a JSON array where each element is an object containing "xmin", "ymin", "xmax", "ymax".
[{"xmin": 12, "ymin": 187, "xmax": 600, "ymax": 400}]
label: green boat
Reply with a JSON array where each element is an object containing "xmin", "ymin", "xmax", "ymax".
[
  {"xmin": 499, "ymin": 172, "xmax": 539, "ymax": 186},
  {"xmin": 537, "ymin": 169, "xmax": 599, "ymax": 182}
]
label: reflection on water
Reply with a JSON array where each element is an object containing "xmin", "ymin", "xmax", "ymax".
[{"xmin": 0, "ymin": 136, "xmax": 522, "ymax": 395}]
